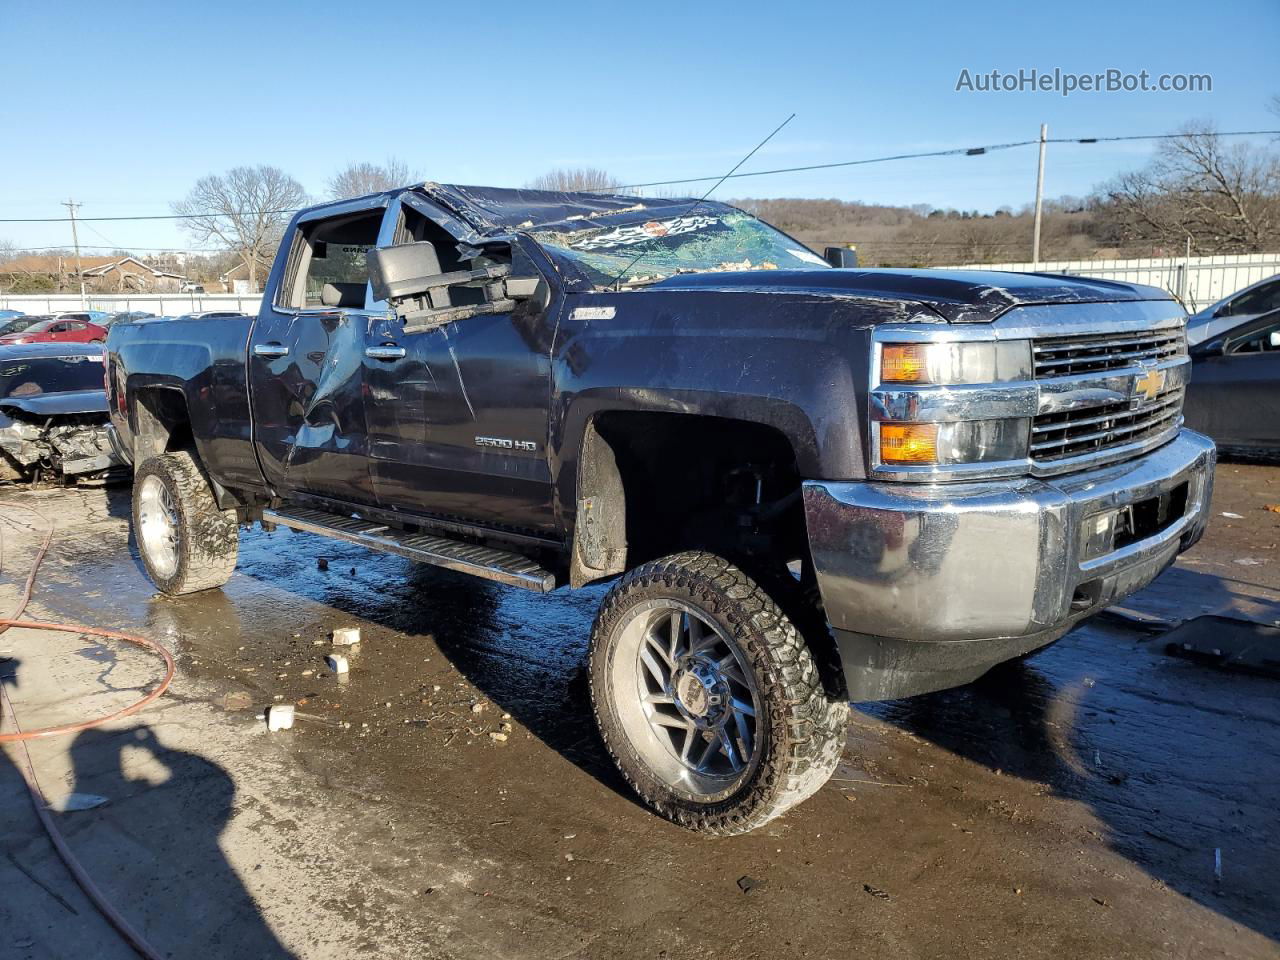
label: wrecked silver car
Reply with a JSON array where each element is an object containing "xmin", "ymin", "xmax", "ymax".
[{"xmin": 0, "ymin": 344, "xmax": 126, "ymax": 484}]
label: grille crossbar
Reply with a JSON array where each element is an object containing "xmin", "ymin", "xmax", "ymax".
[
  {"xmin": 1030, "ymin": 326, "xmax": 1186, "ymax": 464},
  {"xmin": 1031, "ymin": 389, "xmax": 1183, "ymax": 461},
  {"xmin": 1033, "ymin": 330, "xmax": 1183, "ymax": 378}
]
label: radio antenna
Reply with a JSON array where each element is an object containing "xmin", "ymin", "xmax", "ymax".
[{"xmin": 610, "ymin": 113, "xmax": 796, "ymax": 290}]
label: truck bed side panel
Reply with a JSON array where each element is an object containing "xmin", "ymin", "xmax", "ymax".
[{"xmin": 107, "ymin": 315, "xmax": 262, "ymax": 491}]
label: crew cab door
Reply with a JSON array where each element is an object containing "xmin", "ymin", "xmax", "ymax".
[
  {"xmin": 362, "ymin": 198, "xmax": 557, "ymax": 534},
  {"xmin": 248, "ymin": 201, "xmax": 390, "ymax": 505}
]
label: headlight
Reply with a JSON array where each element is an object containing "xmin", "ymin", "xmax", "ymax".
[
  {"xmin": 877, "ymin": 419, "xmax": 1029, "ymax": 467},
  {"xmin": 878, "ymin": 340, "xmax": 1032, "ymax": 385},
  {"xmin": 873, "ymin": 337, "xmax": 1033, "ymax": 473}
]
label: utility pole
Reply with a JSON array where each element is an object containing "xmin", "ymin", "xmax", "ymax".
[
  {"xmin": 1031, "ymin": 124, "xmax": 1047, "ymax": 270},
  {"xmin": 62, "ymin": 200, "xmax": 86, "ymax": 308}
]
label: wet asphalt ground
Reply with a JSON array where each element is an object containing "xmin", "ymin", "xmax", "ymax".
[{"xmin": 1, "ymin": 464, "xmax": 1278, "ymax": 959}]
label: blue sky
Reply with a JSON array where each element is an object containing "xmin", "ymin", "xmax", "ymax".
[{"xmin": 2, "ymin": 0, "xmax": 1276, "ymax": 253}]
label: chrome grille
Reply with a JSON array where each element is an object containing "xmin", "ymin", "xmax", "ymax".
[
  {"xmin": 1031, "ymin": 388, "xmax": 1184, "ymax": 462},
  {"xmin": 1033, "ymin": 329, "xmax": 1185, "ymax": 378}
]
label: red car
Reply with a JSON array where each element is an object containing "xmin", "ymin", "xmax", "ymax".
[{"xmin": 0, "ymin": 316, "xmax": 108, "ymax": 346}]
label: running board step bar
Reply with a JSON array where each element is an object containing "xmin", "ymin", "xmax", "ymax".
[{"xmin": 262, "ymin": 507, "xmax": 556, "ymax": 592}]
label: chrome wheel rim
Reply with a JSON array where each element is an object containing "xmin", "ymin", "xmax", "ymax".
[
  {"xmin": 611, "ymin": 599, "xmax": 762, "ymax": 798},
  {"xmin": 138, "ymin": 474, "xmax": 179, "ymax": 579}
]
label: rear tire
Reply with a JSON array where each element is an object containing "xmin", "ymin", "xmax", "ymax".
[
  {"xmin": 133, "ymin": 451, "xmax": 238, "ymax": 595},
  {"xmin": 589, "ymin": 551, "xmax": 848, "ymax": 836}
]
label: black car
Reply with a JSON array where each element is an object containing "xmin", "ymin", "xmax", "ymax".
[
  {"xmin": 0, "ymin": 314, "xmax": 45, "ymax": 337},
  {"xmin": 1184, "ymin": 307, "xmax": 1280, "ymax": 456},
  {"xmin": 0, "ymin": 343, "xmax": 127, "ymax": 484}
]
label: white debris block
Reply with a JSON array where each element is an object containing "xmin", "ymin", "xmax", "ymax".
[
  {"xmin": 326, "ymin": 654, "xmax": 350, "ymax": 674},
  {"xmin": 332, "ymin": 627, "xmax": 361, "ymax": 646},
  {"xmin": 267, "ymin": 704, "xmax": 295, "ymax": 731}
]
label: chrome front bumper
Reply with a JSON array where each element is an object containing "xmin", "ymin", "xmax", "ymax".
[{"xmin": 803, "ymin": 430, "xmax": 1216, "ymax": 699}]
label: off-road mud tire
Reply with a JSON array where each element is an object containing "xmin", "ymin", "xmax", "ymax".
[
  {"xmin": 133, "ymin": 450, "xmax": 238, "ymax": 595},
  {"xmin": 589, "ymin": 551, "xmax": 848, "ymax": 836}
]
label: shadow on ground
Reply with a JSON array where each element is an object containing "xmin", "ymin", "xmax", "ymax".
[
  {"xmin": 89, "ymin": 510, "xmax": 1280, "ymax": 948},
  {"xmin": 863, "ymin": 578, "xmax": 1280, "ymax": 941},
  {"xmin": 1, "ymin": 656, "xmax": 296, "ymax": 959}
]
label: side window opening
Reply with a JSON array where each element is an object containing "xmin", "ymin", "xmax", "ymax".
[
  {"xmin": 279, "ymin": 209, "xmax": 385, "ymax": 310},
  {"xmin": 1229, "ymin": 320, "xmax": 1280, "ymax": 354},
  {"xmin": 392, "ymin": 208, "xmax": 512, "ymax": 310},
  {"xmin": 1230, "ymin": 280, "xmax": 1280, "ymax": 317}
]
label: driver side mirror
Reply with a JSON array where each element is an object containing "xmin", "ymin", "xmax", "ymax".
[
  {"xmin": 367, "ymin": 242, "xmax": 548, "ymax": 330},
  {"xmin": 824, "ymin": 246, "xmax": 858, "ymax": 268}
]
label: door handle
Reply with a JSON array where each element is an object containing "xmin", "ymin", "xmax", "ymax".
[
  {"xmin": 365, "ymin": 344, "xmax": 406, "ymax": 360},
  {"xmin": 253, "ymin": 342, "xmax": 288, "ymax": 359}
]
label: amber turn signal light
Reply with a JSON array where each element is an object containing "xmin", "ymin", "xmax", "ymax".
[
  {"xmin": 880, "ymin": 343, "xmax": 930, "ymax": 383},
  {"xmin": 880, "ymin": 423, "xmax": 939, "ymax": 464}
]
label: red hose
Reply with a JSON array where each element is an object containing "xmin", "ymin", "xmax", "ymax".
[
  {"xmin": 0, "ymin": 503, "xmax": 175, "ymax": 742},
  {"xmin": 0, "ymin": 502, "xmax": 174, "ymax": 960},
  {"xmin": 0, "ymin": 618, "xmax": 175, "ymax": 742}
]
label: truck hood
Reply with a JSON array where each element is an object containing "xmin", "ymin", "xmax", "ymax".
[{"xmin": 645, "ymin": 268, "xmax": 1173, "ymax": 323}]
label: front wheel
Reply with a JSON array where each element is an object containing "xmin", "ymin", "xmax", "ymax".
[
  {"xmin": 589, "ymin": 551, "xmax": 848, "ymax": 836},
  {"xmin": 133, "ymin": 450, "xmax": 238, "ymax": 595}
]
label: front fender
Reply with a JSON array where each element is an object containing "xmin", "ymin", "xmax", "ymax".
[{"xmin": 549, "ymin": 291, "xmax": 886, "ymax": 529}]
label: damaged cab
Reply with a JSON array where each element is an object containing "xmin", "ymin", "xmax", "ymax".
[{"xmin": 105, "ymin": 184, "xmax": 1215, "ymax": 835}]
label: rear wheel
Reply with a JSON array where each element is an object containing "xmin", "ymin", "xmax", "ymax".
[
  {"xmin": 133, "ymin": 451, "xmax": 238, "ymax": 595},
  {"xmin": 589, "ymin": 551, "xmax": 848, "ymax": 835}
]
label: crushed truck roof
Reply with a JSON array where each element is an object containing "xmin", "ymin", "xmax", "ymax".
[{"xmin": 419, "ymin": 183, "xmax": 703, "ymax": 237}]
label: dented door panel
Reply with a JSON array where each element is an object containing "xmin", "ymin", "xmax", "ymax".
[
  {"xmin": 249, "ymin": 307, "xmax": 376, "ymax": 503},
  {"xmin": 363, "ymin": 306, "xmax": 557, "ymax": 533}
]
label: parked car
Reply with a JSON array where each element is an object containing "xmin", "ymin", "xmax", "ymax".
[
  {"xmin": 100, "ymin": 311, "xmax": 157, "ymax": 327},
  {"xmin": 0, "ymin": 343, "xmax": 127, "ymax": 484},
  {"xmin": 52, "ymin": 309, "xmax": 111, "ymax": 324},
  {"xmin": 0, "ymin": 317, "xmax": 109, "ymax": 345},
  {"xmin": 1184, "ymin": 307, "xmax": 1280, "ymax": 456},
  {"xmin": 0, "ymin": 314, "xmax": 42, "ymax": 337},
  {"xmin": 0, "ymin": 309, "xmax": 25, "ymax": 323},
  {"xmin": 105, "ymin": 184, "xmax": 1215, "ymax": 835},
  {"xmin": 1186, "ymin": 273, "xmax": 1280, "ymax": 345}
]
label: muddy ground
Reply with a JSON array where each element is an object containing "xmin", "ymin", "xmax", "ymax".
[{"xmin": 1, "ymin": 464, "xmax": 1278, "ymax": 959}]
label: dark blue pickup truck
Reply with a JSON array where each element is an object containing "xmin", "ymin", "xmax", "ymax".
[{"xmin": 105, "ymin": 183, "xmax": 1215, "ymax": 834}]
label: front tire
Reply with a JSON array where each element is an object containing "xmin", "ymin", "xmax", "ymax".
[
  {"xmin": 589, "ymin": 551, "xmax": 848, "ymax": 836},
  {"xmin": 133, "ymin": 451, "xmax": 238, "ymax": 595}
]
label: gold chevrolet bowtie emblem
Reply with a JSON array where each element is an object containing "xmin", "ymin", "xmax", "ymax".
[{"xmin": 1132, "ymin": 367, "xmax": 1166, "ymax": 403}]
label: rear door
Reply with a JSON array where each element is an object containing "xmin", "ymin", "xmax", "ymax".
[
  {"xmin": 361, "ymin": 197, "xmax": 557, "ymax": 534},
  {"xmin": 1185, "ymin": 313, "xmax": 1280, "ymax": 449},
  {"xmin": 248, "ymin": 200, "xmax": 391, "ymax": 505}
]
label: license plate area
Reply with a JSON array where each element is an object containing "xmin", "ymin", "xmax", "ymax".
[
  {"xmin": 1115, "ymin": 481, "xmax": 1189, "ymax": 550},
  {"xmin": 1081, "ymin": 480, "xmax": 1190, "ymax": 561}
]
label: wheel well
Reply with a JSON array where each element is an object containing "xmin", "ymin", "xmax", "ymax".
[
  {"xmin": 131, "ymin": 387, "xmax": 194, "ymax": 463},
  {"xmin": 573, "ymin": 412, "xmax": 808, "ymax": 583}
]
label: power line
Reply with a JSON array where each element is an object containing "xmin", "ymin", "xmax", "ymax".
[
  {"xmin": 14, "ymin": 244, "xmax": 225, "ymax": 253},
  {"xmin": 0, "ymin": 207, "xmax": 300, "ymax": 225},
  {"xmin": 610, "ymin": 139, "xmax": 1038, "ymax": 191},
  {"xmin": 1, "ymin": 128, "xmax": 1277, "ymax": 225},
  {"xmin": 610, "ymin": 129, "xmax": 1280, "ymax": 192}
]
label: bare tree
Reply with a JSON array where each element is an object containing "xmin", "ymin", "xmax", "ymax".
[
  {"xmin": 526, "ymin": 167, "xmax": 621, "ymax": 192},
  {"xmin": 173, "ymin": 166, "xmax": 308, "ymax": 291},
  {"xmin": 0, "ymin": 239, "xmax": 15, "ymax": 264},
  {"xmin": 1096, "ymin": 125, "xmax": 1280, "ymax": 253},
  {"xmin": 327, "ymin": 158, "xmax": 417, "ymax": 200}
]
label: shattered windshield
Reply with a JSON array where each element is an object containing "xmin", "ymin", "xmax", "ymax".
[{"xmin": 531, "ymin": 209, "xmax": 830, "ymax": 288}]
